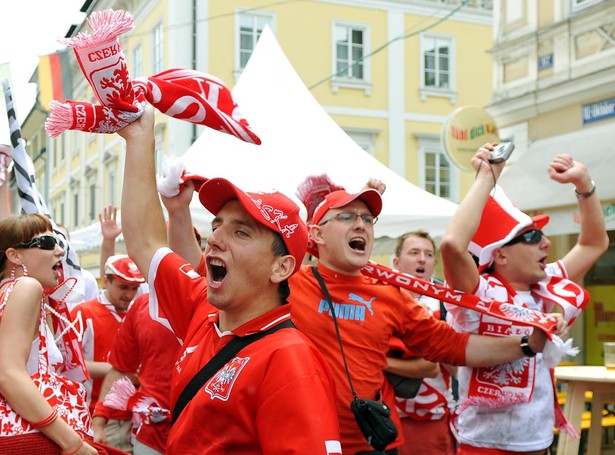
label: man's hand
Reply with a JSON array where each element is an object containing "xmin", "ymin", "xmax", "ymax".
[
  {"xmin": 161, "ymin": 180, "xmax": 196, "ymax": 214},
  {"xmin": 528, "ymin": 313, "xmax": 566, "ymax": 353},
  {"xmin": 364, "ymin": 178, "xmax": 386, "ymax": 195},
  {"xmin": 99, "ymin": 205, "xmax": 122, "ymax": 241},
  {"xmin": 92, "ymin": 416, "xmax": 107, "ymax": 444},
  {"xmin": 547, "ymin": 154, "xmax": 593, "ymax": 192}
]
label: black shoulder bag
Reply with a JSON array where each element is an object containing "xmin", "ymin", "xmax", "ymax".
[
  {"xmin": 171, "ymin": 319, "xmax": 295, "ymax": 424},
  {"xmin": 311, "ymin": 266, "xmax": 398, "ymax": 451}
]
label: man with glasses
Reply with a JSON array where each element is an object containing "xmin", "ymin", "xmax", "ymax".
[
  {"xmin": 440, "ymin": 147, "xmax": 609, "ymax": 454},
  {"xmin": 288, "ymin": 187, "xmax": 566, "ymax": 455}
]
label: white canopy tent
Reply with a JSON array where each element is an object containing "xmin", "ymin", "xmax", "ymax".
[{"xmin": 181, "ymin": 27, "xmax": 457, "ymax": 239}]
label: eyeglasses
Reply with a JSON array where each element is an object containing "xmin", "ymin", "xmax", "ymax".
[
  {"xmin": 318, "ymin": 212, "xmax": 378, "ymax": 226},
  {"xmin": 504, "ymin": 229, "xmax": 543, "ymax": 247},
  {"xmin": 13, "ymin": 235, "xmax": 60, "ymax": 250}
]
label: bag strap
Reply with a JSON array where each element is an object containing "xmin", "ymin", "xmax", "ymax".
[
  {"xmin": 311, "ymin": 266, "xmax": 359, "ymax": 400},
  {"xmin": 171, "ymin": 318, "xmax": 295, "ymax": 424}
]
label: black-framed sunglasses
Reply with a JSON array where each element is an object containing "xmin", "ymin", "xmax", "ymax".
[
  {"xmin": 13, "ymin": 235, "xmax": 60, "ymax": 251},
  {"xmin": 505, "ymin": 229, "xmax": 543, "ymax": 247},
  {"xmin": 318, "ymin": 212, "xmax": 378, "ymax": 226}
]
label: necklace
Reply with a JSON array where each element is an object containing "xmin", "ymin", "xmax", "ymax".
[
  {"xmin": 44, "ymin": 277, "xmax": 84, "ymax": 343},
  {"xmin": 44, "ymin": 302, "xmax": 83, "ymax": 342}
]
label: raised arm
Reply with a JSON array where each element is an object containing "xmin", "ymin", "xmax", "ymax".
[
  {"xmin": 161, "ymin": 181, "xmax": 203, "ymax": 268},
  {"xmin": 118, "ymin": 105, "xmax": 167, "ymax": 280},
  {"xmin": 98, "ymin": 205, "xmax": 122, "ymax": 277},
  {"xmin": 440, "ymin": 146, "xmax": 506, "ymax": 292},
  {"xmin": 548, "ymin": 154, "xmax": 609, "ymax": 282}
]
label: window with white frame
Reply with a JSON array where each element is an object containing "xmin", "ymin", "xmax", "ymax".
[
  {"xmin": 73, "ymin": 192, "xmax": 79, "ymax": 226},
  {"xmin": 236, "ymin": 12, "xmax": 273, "ymax": 71},
  {"xmin": 108, "ymin": 170, "xmax": 116, "ymax": 207},
  {"xmin": 88, "ymin": 180, "xmax": 97, "ymax": 223},
  {"xmin": 334, "ymin": 23, "xmax": 367, "ymax": 81},
  {"xmin": 418, "ymin": 137, "xmax": 458, "ymax": 200},
  {"xmin": 133, "ymin": 44, "xmax": 143, "ymax": 77},
  {"xmin": 153, "ymin": 23, "xmax": 163, "ymax": 74},
  {"xmin": 420, "ymin": 34, "xmax": 456, "ymax": 102}
]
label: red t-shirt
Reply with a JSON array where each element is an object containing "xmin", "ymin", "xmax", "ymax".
[
  {"xmin": 70, "ymin": 296, "xmax": 131, "ymax": 421},
  {"xmin": 148, "ymin": 248, "xmax": 342, "ymax": 455},
  {"xmin": 289, "ymin": 263, "xmax": 469, "ymax": 454},
  {"xmin": 108, "ymin": 293, "xmax": 180, "ymax": 453}
]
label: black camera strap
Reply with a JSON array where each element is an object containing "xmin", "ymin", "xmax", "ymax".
[
  {"xmin": 171, "ymin": 318, "xmax": 295, "ymax": 424},
  {"xmin": 311, "ymin": 266, "xmax": 359, "ymax": 400}
]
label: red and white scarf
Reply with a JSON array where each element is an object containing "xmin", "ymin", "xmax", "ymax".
[{"xmin": 45, "ymin": 9, "xmax": 260, "ymax": 145}]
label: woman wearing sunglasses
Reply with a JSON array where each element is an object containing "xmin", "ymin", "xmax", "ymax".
[{"xmin": 0, "ymin": 213, "xmax": 99, "ymax": 454}]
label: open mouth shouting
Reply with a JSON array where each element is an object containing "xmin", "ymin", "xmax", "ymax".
[
  {"xmin": 207, "ymin": 257, "xmax": 228, "ymax": 286},
  {"xmin": 348, "ymin": 237, "xmax": 366, "ymax": 253}
]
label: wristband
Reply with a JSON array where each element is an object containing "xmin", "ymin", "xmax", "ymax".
[
  {"xmin": 520, "ymin": 335, "xmax": 536, "ymax": 357},
  {"xmin": 575, "ymin": 180, "xmax": 596, "ymax": 200},
  {"xmin": 30, "ymin": 408, "xmax": 58, "ymax": 429},
  {"xmin": 93, "ymin": 401, "xmax": 112, "ymax": 420},
  {"xmin": 61, "ymin": 438, "xmax": 84, "ymax": 455}
]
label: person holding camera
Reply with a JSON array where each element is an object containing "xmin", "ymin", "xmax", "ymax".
[{"xmin": 440, "ymin": 146, "xmax": 608, "ymax": 454}]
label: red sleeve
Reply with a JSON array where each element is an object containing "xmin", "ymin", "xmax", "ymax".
[
  {"xmin": 108, "ymin": 294, "xmax": 147, "ymax": 372},
  {"xmin": 398, "ymin": 292, "xmax": 469, "ymax": 366},
  {"xmin": 149, "ymin": 250, "xmax": 208, "ymax": 339}
]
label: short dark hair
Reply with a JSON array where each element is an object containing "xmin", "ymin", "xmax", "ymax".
[{"xmin": 394, "ymin": 230, "xmax": 436, "ymax": 258}]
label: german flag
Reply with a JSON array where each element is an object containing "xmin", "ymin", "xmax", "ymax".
[{"xmin": 38, "ymin": 49, "xmax": 72, "ymax": 111}]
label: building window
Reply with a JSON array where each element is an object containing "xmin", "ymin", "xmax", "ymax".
[
  {"xmin": 424, "ymin": 151, "xmax": 451, "ymax": 198},
  {"xmin": 420, "ymin": 34, "xmax": 456, "ymax": 102},
  {"xmin": 335, "ymin": 24, "xmax": 366, "ymax": 80},
  {"xmin": 73, "ymin": 192, "xmax": 79, "ymax": 226},
  {"xmin": 418, "ymin": 136, "xmax": 458, "ymax": 201},
  {"xmin": 331, "ymin": 23, "xmax": 371, "ymax": 94},
  {"xmin": 133, "ymin": 44, "xmax": 143, "ymax": 77},
  {"xmin": 236, "ymin": 12, "xmax": 273, "ymax": 71},
  {"xmin": 153, "ymin": 23, "xmax": 163, "ymax": 74},
  {"xmin": 89, "ymin": 182, "xmax": 96, "ymax": 223},
  {"xmin": 108, "ymin": 171, "xmax": 116, "ymax": 206}
]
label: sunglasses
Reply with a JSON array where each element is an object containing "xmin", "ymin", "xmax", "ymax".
[
  {"xmin": 13, "ymin": 235, "xmax": 60, "ymax": 251},
  {"xmin": 505, "ymin": 229, "xmax": 543, "ymax": 247}
]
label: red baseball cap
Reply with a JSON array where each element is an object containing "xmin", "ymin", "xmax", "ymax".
[
  {"xmin": 104, "ymin": 255, "xmax": 145, "ymax": 284},
  {"xmin": 198, "ymin": 178, "xmax": 308, "ymax": 274},
  {"xmin": 311, "ymin": 189, "xmax": 383, "ymax": 226}
]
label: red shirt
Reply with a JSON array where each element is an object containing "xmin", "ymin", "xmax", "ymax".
[
  {"xmin": 148, "ymin": 248, "xmax": 342, "ymax": 455},
  {"xmin": 70, "ymin": 296, "xmax": 131, "ymax": 421},
  {"xmin": 289, "ymin": 263, "xmax": 469, "ymax": 454},
  {"xmin": 108, "ymin": 293, "xmax": 180, "ymax": 453}
]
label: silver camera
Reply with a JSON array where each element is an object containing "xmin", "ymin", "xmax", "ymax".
[{"xmin": 489, "ymin": 142, "xmax": 515, "ymax": 163}]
